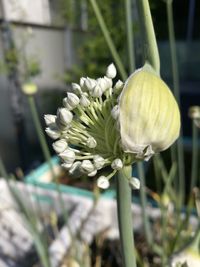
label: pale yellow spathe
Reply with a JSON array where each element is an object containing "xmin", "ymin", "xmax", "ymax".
[{"xmin": 119, "ymin": 69, "xmax": 180, "ymax": 160}]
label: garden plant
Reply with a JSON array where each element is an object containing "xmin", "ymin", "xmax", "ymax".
[{"xmin": 0, "ymin": 0, "xmax": 199, "ymax": 267}]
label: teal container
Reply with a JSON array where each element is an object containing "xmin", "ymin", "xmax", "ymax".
[{"xmin": 25, "ymin": 156, "xmax": 116, "ymax": 200}]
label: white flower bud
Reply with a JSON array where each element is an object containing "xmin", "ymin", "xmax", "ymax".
[
  {"xmin": 80, "ymin": 94, "xmax": 90, "ymax": 107},
  {"xmin": 188, "ymin": 106, "xmax": 200, "ymax": 119},
  {"xmin": 72, "ymin": 83, "xmax": 81, "ymax": 94},
  {"xmin": 97, "ymin": 176, "xmax": 110, "ymax": 189},
  {"xmin": 61, "ymin": 162, "xmax": 73, "ymax": 170},
  {"xmin": 106, "ymin": 63, "xmax": 117, "ymax": 79},
  {"xmin": 63, "ymin": 98, "xmax": 73, "ymax": 110},
  {"xmin": 59, "ymin": 149, "xmax": 76, "ymax": 163},
  {"xmin": 96, "ymin": 77, "xmax": 113, "ymax": 92},
  {"xmin": 80, "ymin": 160, "xmax": 94, "ymax": 173},
  {"xmin": 92, "ymin": 84, "xmax": 103, "ymax": 97},
  {"xmin": 84, "ymin": 77, "xmax": 96, "ymax": 91},
  {"xmin": 80, "ymin": 77, "xmax": 86, "ymax": 88},
  {"xmin": 114, "ymin": 80, "xmax": 123, "ymax": 91},
  {"xmin": 67, "ymin": 93, "xmax": 80, "ymax": 107},
  {"xmin": 57, "ymin": 108, "xmax": 73, "ymax": 125},
  {"xmin": 45, "ymin": 127, "xmax": 60, "ymax": 140},
  {"xmin": 111, "ymin": 158, "xmax": 123, "ymax": 170},
  {"xmin": 69, "ymin": 161, "xmax": 82, "ymax": 176},
  {"xmin": 97, "ymin": 77, "xmax": 108, "ymax": 92},
  {"xmin": 129, "ymin": 177, "xmax": 140, "ymax": 190},
  {"xmin": 111, "ymin": 105, "xmax": 119, "ymax": 120},
  {"xmin": 52, "ymin": 139, "xmax": 68, "ymax": 153},
  {"xmin": 56, "ymin": 117, "xmax": 71, "ymax": 131},
  {"xmin": 44, "ymin": 114, "xmax": 56, "ymax": 126},
  {"xmin": 93, "ymin": 155, "xmax": 105, "ymax": 170},
  {"xmin": 104, "ymin": 76, "xmax": 113, "ymax": 88},
  {"xmin": 88, "ymin": 169, "xmax": 97, "ymax": 177},
  {"xmin": 86, "ymin": 137, "xmax": 97, "ymax": 148}
]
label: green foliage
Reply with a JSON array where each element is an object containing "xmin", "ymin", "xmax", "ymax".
[
  {"xmin": 25, "ymin": 56, "xmax": 41, "ymax": 79},
  {"xmin": 62, "ymin": 0, "xmax": 130, "ymax": 81}
]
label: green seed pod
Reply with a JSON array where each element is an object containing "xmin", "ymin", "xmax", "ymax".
[{"xmin": 119, "ymin": 68, "xmax": 180, "ymax": 160}]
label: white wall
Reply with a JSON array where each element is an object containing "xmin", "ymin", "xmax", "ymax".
[
  {"xmin": 13, "ymin": 25, "xmax": 66, "ymax": 90},
  {"xmin": 1, "ymin": 0, "xmax": 51, "ymax": 25},
  {"xmin": 0, "ymin": 24, "xmax": 69, "ymax": 171}
]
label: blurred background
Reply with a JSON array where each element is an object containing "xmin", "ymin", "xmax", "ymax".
[{"xmin": 0, "ymin": 0, "xmax": 199, "ymax": 175}]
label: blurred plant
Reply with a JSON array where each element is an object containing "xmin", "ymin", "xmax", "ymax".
[
  {"xmin": 60, "ymin": 0, "xmax": 129, "ymax": 82},
  {"xmin": 0, "ymin": 27, "xmax": 41, "ymax": 82}
]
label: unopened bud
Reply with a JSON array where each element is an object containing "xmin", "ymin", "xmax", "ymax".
[
  {"xmin": 111, "ymin": 105, "xmax": 119, "ymax": 120},
  {"xmin": 45, "ymin": 127, "xmax": 60, "ymax": 140},
  {"xmin": 67, "ymin": 93, "xmax": 80, "ymax": 107},
  {"xmin": 69, "ymin": 161, "xmax": 82, "ymax": 176},
  {"xmin": 129, "ymin": 177, "xmax": 140, "ymax": 190},
  {"xmin": 86, "ymin": 137, "xmax": 97, "ymax": 148},
  {"xmin": 52, "ymin": 139, "xmax": 68, "ymax": 153},
  {"xmin": 80, "ymin": 94, "xmax": 90, "ymax": 107},
  {"xmin": 97, "ymin": 176, "xmax": 110, "ymax": 189},
  {"xmin": 104, "ymin": 76, "xmax": 113, "ymax": 89},
  {"xmin": 106, "ymin": 63, "xmax": 117, "ymax": 79},
  {"xmin": 93, "ymin": 155, "xmax": 105, "ymax": 170},
  {"xmin": 81, "ymin": 160, "xmax": 94, "ymax": 173},
  {"xmin": 84, "ymin": 78, "xmax": 96, "ymax": 91},
  {"xmin": 80, "ymin": 77, "xmax": 86, "ymax": 88},
  {"xmin": 114, "ymin": 80, "xmax": 123, "ymax": 91},
  {"xmin": 111, "ymin": 158, "xmax": 123, "ymax": 170},
  {"xmin": 92, "ymin": 84, "xmax": 103, "ymax": 97},
  {"xmin": 119, "ymin": 67, "xmax": 180, "ymax": 160},
  {"xmin": 188, "ymin": 106, "xmax": 200, "ymax": 119},
  {"xmin": 88, "ymin": 169, "xmax": 97, "ymax": 177},
  {"xmin": 97, "ymin": 77, "xmax": 109, "ymax": 92},
  {"xmin": 59, "ymin": 149, "xmax": 75, "ymax": 163},
  {"xmin": 57, "ymin": 108, "xmax": 73, "ymax": 125},
  {"xmin": 61, "ymin": 162, "xmax": 73, "ymax": 170},
  {"xmin": 62, "ymin": 98, "xmax": 73, "ymax": 110},
  {"xmin": 72, "ymin": 83, "xmax": 81, "ymax": 94},
  {"xmin": 44, "ymin": 114, "xmax": 56, "ymax": 126}
]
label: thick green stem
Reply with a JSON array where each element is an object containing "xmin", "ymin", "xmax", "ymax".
[
  {"xmin": 137, "ymin": 162, "xmax": 152, "ymax": 246},
  {"xmin": 190, "ymin": 121, "xmax": 198, "ymax": 193},
  {"xmin": 89, "ymin": 0, "xmax": 127, "ymax": 80},
  {"xmin": 136, "ymin": 0, "xmax": 160, "ymax": 74},
  {"xmin": 116, "ymin": 165, "xmax": 136, "ymax": 267},
  {"xmin": 27, "ymin": 96, "xmax": 55, "ymax": 176},
  {"xmin": 166, "ymin": 0, "xmax": 185, "ymax": 207},
  {"xmin": 125, "ymin": 0, "xmax": 135, "ymax": 73},
  {"xmin": 166, "ymin": 0, "xmax": 179, "ymax": 102}
]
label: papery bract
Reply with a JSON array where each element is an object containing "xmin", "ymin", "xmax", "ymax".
[{"xmin": 119, "ymin": 68, "xmax": 180, "ymax": 160}]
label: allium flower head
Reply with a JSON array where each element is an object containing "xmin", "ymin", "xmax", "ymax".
[{"xmin": 45, "ymin": 64, "xmax": 180, "ymax": 188}]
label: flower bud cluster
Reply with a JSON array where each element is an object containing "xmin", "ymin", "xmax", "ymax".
[
  {"xmin": 45, "ymin": 63, "xmax": 128, "ymax": 188},
  {"xmin": 45, "ymin": 63, "xmax": 180, "ymax": 189}
]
